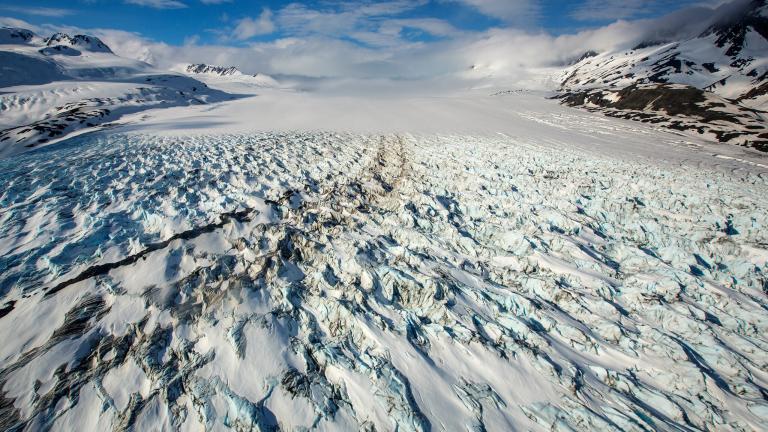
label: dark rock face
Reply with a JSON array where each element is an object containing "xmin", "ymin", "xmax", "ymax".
[
  {"xmin": 0, "ymin": 28, "xmax": 36, "ymax": 45},
  {"xmin": 186, "ymin": 64, "xmax": 240, "ymax": 76},
  {"xmin": 45, "ymin": 33, "xmax": 113, "ymax": 54},
  {"xmin": 39, "ymin": 46, "xmax": 82, "ymax": 57}
]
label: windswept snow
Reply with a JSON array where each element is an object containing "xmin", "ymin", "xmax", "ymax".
[{"xmin": 0, "ymin": 100, "xmax": 766, "ymax": 430}]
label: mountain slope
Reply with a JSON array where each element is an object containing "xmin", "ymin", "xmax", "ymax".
[
  {"xmin": 0, "ymin": 28, "xmax": 237, "ymax": 158},
  {"xmin": 560, "ymin": 0, "xmax": 768, "ymax": 107},
  {"xmin": 186, "ymin": 63, "xmax": 240, "ymax": 76},
  {"xmin": 558, "ymin": 0, "xmax": 768, "ymax": 151}
]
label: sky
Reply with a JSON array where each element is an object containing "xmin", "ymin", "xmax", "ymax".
[
  {"xmin": 0, "ymin": 0, "xmax": 737, "ymax": 85},
  {"xmin": 0, "ymin": 0, "xmax": 710, "ymax": 45}
]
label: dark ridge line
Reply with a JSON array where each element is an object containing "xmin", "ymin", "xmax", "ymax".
[{"xmin": 44, "ymin": 207, "xmax": 260, "ymax": 298}]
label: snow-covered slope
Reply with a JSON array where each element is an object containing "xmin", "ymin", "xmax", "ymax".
[
  {"xmin": 0, "ymin": 28, "xmax": 237, "ymax": 158},
  {"xmin": 560, "ymin": 0, "xmax": 768, "ymax": 107},
  {"xmin": 0, "ymin": 27, "xmax": 42, "ymax": 45},
  {"xmin": 558, "ymin": 0, "xmax": 768, "ymax": 150}
]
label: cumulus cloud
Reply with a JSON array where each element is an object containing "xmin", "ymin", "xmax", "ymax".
[
  {"xmin": 449, "ymin": 0, "xmax": 538, "ymax": 24},
  {"xmin": 232, "ymin": 9, "xmax": 275, "ymax": 40}
]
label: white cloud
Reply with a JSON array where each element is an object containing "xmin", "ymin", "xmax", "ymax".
[
  {"xmin": 232, "ymin": 9, "xmax": 275, "ymax": 40},
  {"xmin": 1, "ymin": 1, "xmax": 739, "ymax": 92},
  {"xmin": 124, "ymin": 0, "xmax": 187, "ymax": 9},
  {"xmin": 570, "ymin": 0, "xmax": 697, "ymax": 21},
  {"xmin": 273, "ymin": 0, "xmax": 456, "ymax": 47},
  {"xmin": 0, "ymin": 16, "xmax": 39, "ymax": 30},
  {"xmin": 449, "ymin": 0, "xmax": 538, "ymax": 23},
  {"xmin": 0, "ymin": 6, "xmax": 75, "ymax": 17}
]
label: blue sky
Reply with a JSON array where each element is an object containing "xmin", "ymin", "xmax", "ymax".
[
  {"xmin": 0, "ymin": 0, "xmax": 707, "ymax": 46},
  {"xmin": 0, "ymin": 0, "xmax": 727, "ymax": 81}
]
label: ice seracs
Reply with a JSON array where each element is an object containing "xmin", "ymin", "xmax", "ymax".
[{"xmin": 0, "ymin": 129, "xmax": 765, "ymax": 431}]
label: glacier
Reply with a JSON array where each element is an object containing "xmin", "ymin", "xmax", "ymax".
[{"xmin": 0, "ymin": 123, "xmax": 766, "ymax": 430}]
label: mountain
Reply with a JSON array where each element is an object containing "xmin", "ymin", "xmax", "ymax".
[
  {"xmin": 45, "ymin": 32, "xmax": 113, "ymax": 54},
  {"xmin": 182, "ymin": 63, "xmax": 280, "ymax": 90},
  {"xmin": 2, "ymin": 11, "xmax": 768, "ymax": 432},
  {"xmin": 0, "ymin": 28, "xmax": 236, "ymax": 158},
  {"xmin": 558, "ymin": 0, "xmax": 768, "ymax": 151},
  {"xmin": 0, "ymin": 27, "xmax": 41, "ymax": 45},
  {"xmin": 186, "ymin": 63, "xmax": 241, "ymax": 76},
  {"xmin": 561, "ymin": 0, "xmax": 768, "ymax": 106}
]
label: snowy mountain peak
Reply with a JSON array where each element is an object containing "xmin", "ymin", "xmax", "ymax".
[
  {"xmin": 701, "ymin": 0, "xmax": 768, "ymax": 57},
  {"xmin": 183, "ymin": 64, "xmax": 280, "ymax": 89},
  {"xmin": 186, "ymin": 63, "xmax": 241, "ymax": 76},
  {"xmin": 561, "ymin": 0, "xmax": 768, "ymax": 106},
  {"xmin": 569, "ymin": 50, "xmax": 599, "ymax": 65},
  {"xmin": 45, "ymin": 32, "xmax": 113, "ymax": 54},
  {"xmin": 0, "ymin": 27, "xmax": 39, "ymax": 45},
  {"xmin": 558, "ymin": 0, "xmax": 768, "ymax": 150}
]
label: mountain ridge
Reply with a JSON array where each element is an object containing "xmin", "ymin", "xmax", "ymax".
[{"xmin": 557, "ymin": 0, "xmax": 768, "ymax": 151}]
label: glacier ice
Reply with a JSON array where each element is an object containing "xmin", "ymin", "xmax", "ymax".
[{"xmin": 0, "ymin": 131, "xmax": 766, "ymax": 430}]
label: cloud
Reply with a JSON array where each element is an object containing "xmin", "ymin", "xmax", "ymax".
[
  {"xmin": 1, "ymin": 0, "xmax": 743, "ymax": 93},
  {"xmin": 200, "ymin": 0, "xmax": 232, "ymax": 4},
  {"xmin": 0, "ymin": 16, "xmax": 39, "ymax": 30},
  {"xmin": 0, "ymin": 6, "xmax": 75, "ymax": 17},
  {"xmin": 273, "ymin": 0, "xmax": 457, "ymax": 47},
  {"xmin": 570, "ymin": 0, "xmax": 701, "ymax": 21},
  {"xmin": 124, "ymin": 0, "xmax": 187, "ymax": 9},
  {"xmin": 232, "ymin": 9, "xmax": 275, "ymax": 40},
  {"xmin": 449, "ymin": 0, "xmax": 538, "ymax": 23}
]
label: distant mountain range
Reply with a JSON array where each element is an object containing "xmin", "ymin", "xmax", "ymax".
[
  {"xmin": 186, "ymin": 63, "xmax": 241, "ymax": 77},
  {"xmin": 183, "ymin": 63, "xmax": 280, "ymax": 89},
  {"xmin": 557, "ymin": 0, "xmax": 768, "ymax": 151}
]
